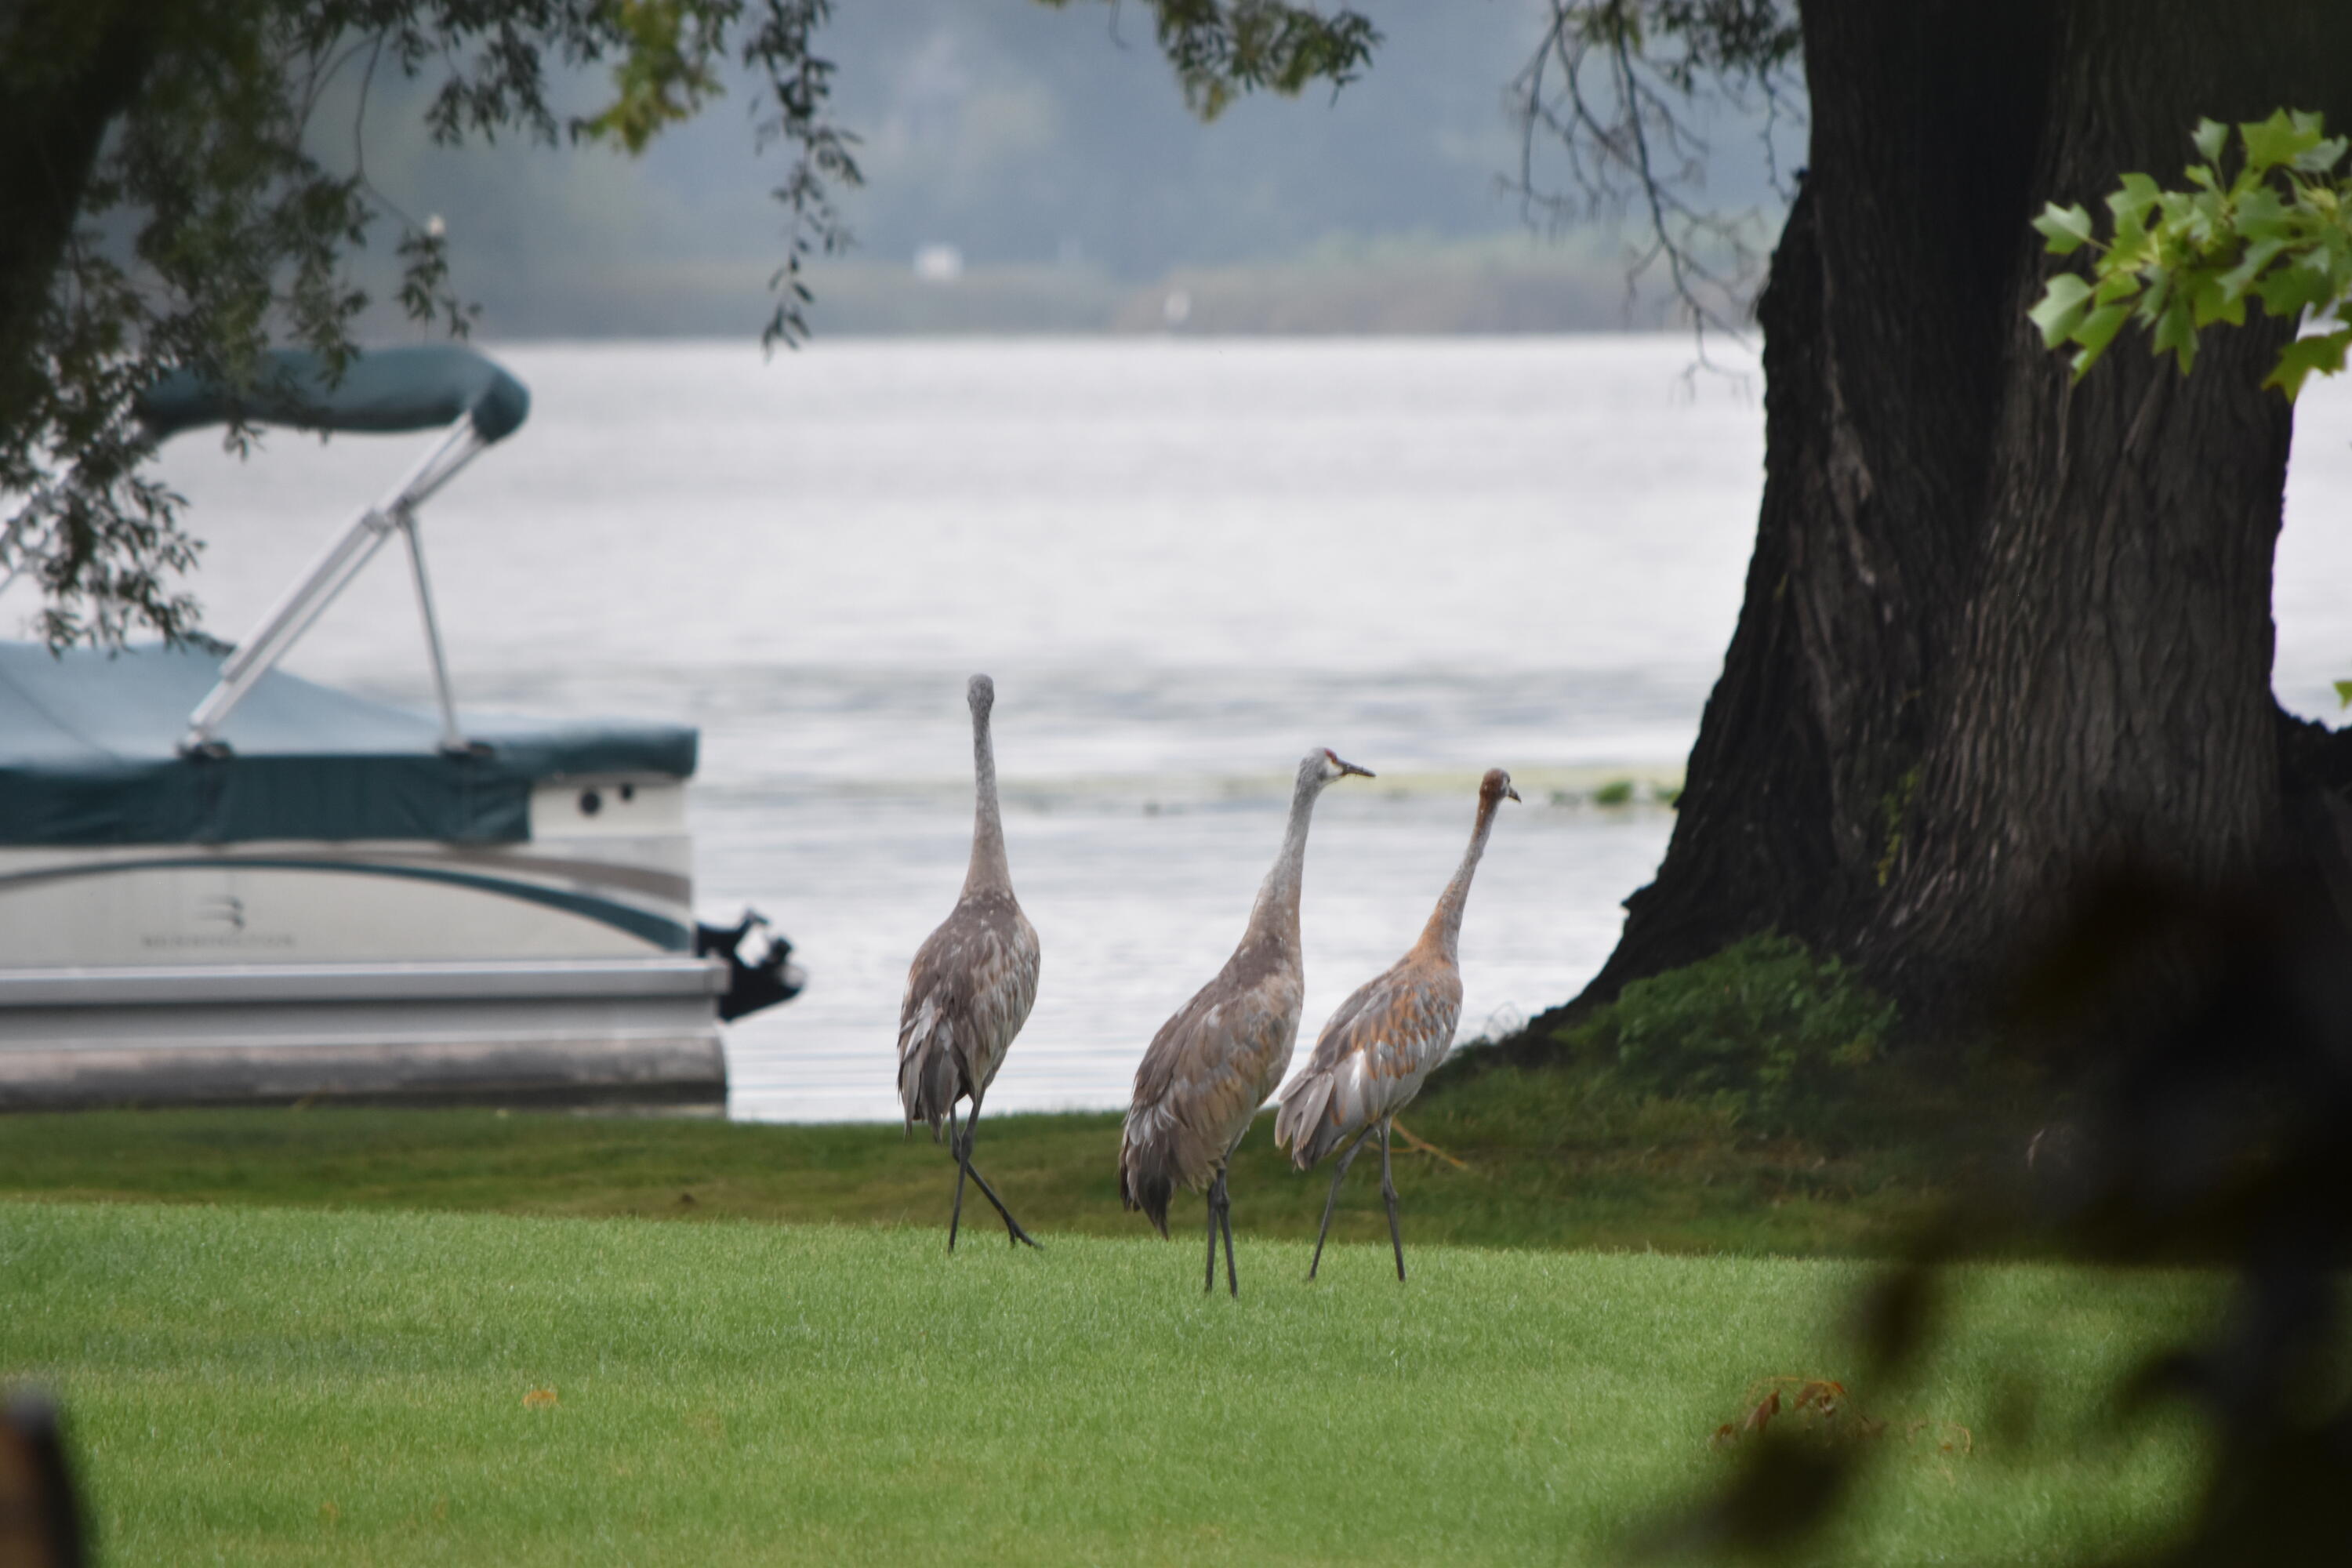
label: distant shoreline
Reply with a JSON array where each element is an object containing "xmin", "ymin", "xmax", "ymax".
[{"xmin": 356, "ymin": 235, "xmax": 1759, "ymax": 342}]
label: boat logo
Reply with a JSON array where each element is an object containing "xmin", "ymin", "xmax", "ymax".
[{"xmin": 141, "ymin": 891, "xmax": 289, "ymax": 950}]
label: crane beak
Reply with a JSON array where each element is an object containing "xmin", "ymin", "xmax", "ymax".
[
  {"xmin": 1504, "ymin": 784, "xmax": 1522, "ymax": 803},
  {"xmin": 1334, "ymin": 756, "xmax": 1374, "ymax": 779}
]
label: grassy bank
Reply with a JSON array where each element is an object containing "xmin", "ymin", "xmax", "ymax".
[
  {"xmin": 0, "ymin": 1073, "xmax": 1951, "ymax": 1257},
  {"xmin": 1, "ymin": 1200, "xmax": 2209, "ymax": 1565}
]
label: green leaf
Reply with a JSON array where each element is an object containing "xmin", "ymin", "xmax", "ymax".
[
  {"xmin": 2263, "ymin": 325, "xmax": 2352, "ymax": 400},
  {"xmin": 2034, "ymin": 113, "xmax": 2352, "ymax": 399},
  {"xmin": 2336, "ymin": 679, "xmax": 2352, "ymax": 709},
  {"xmin": 2034, "ymin": 202, "xmax": 2097, "ymax": 255},
  {"xmin": 2092, "ymin": 269, "xmax": 2144, "ymax": 307},
  {"xmin": 2299, "ymin": 134, "xmax": 2352, "ymax": 174},
  {"xmin": 2189, "ymin": 272, "xmax": 2245, "ymax": 329},
  {"xmin": 2108, "ymin": 173, "xmax": 2162, "ymax": 235},
  {"xmin": 2029, "ymin": 273, "xmax": 2096, "ymax": 346},
  {"xmin": 2185, "ymin": 189, "xmax": 2229, "ymax": 248},
  {"xmin": 2256, "ymin": 257, "xmax": 2339, "ymax": 318},
  {"xmin": 2219, "ymin": 238, "xmax": 2288, "ymax": 302},
  {"xmin": 2234, "ymin": 187, "xmax": 2292, "ymax": 244},
  {"xmin": 2155, "ymin": 191, "xmax": 2199, "ymax": 246},
  {"xmin": 2068, "ymin": 301, "xmax": 2135, "ymax": 377},
  {"xmin": 2152, "ymin": 296, "xmax": 2198, "ymax": 373},
  {"xmin": 579, "ymin": 0, "xmax": 728, "ymax": 155},
  {"xmin": 2242, "ymin": 109, "xmax": 2325, "ymax": 174}
]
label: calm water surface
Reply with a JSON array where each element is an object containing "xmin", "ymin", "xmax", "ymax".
[{"xmin": 98, "ymin": 336, "xmax": 2352, "ymax": 1119}]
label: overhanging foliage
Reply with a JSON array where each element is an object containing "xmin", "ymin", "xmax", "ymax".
[{"xmin": 0, "ymin": 0, "xmax": 1377, "ymax": 646}]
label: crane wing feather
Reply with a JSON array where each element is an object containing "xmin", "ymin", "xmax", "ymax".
[
  {"xmin": 1274, "ymin": 954, "xmax": 1461, "ymax": 1165},
  {"xmin": 898, "ymin": 891, "xmax": 1039, "ymax": 1133},
  {"xmin": 1122, "ymin": 942, "xmax": 1304, "ymax": 1203}
]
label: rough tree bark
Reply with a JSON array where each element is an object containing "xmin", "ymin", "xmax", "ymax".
[{"xmin": 1543, "ymin": 0, "xmax": 2352, "ymax": 1035}]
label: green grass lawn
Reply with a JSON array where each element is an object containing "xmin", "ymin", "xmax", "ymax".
[
  {"xmin": 2, "ymin": 1200, "xmax": 2211, "ymax": 1565},
  {"xmin": 0, "ymin": 1078, "xmax": 1947, "ymax": 1258}
]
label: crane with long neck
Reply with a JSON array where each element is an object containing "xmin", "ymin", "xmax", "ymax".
[
  {"xmin": 1119, "ymin": 746, "xmax": 1373, "ymax": 1295},
  {"xmin": 1274, "ymin": 768, "xmax": 1519, "ymax": 1281},
  {"xmin": 1414, "ymin": 771, "xmax": 1510, "ymax": 961},
  {"xmin": 960, "ymin": 675, "xmax": 1011, "ymax": 900},
  {"xmin": 896, "ymin": 674, "xmax": 1042, "ymax": 1249}
]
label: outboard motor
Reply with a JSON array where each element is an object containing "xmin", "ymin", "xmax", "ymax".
[{"xmin": 695, "ymin": 910, "xmax": 806, "ymax": 1022}]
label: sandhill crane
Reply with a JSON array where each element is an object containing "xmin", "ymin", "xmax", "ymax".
[
  {"xmin": 1120, "ymin": 747, "xmax": 1374, "ymax": 1294},
  {"xmin": 1274, "ymin": 767, "xmax": 1519, "ymax": 1282},
  {"xmin": 898, "ymin": 673, "xmax": 1042, "ymax": 1250}
]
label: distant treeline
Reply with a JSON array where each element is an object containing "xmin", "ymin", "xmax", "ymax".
[
  {"xmin": 331, "ymin": 0, "xmax": 1791, "ymax": 341},
  {"xmin": 448, "ymin": 235, "xmax": 1722, "ymax": 339}
]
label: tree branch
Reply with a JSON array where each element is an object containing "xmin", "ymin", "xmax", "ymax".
[{"xmin": 1506, "ymin": 0, "xmax": 1801, "ymax": 355}]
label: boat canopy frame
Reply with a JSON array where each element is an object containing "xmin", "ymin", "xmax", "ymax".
[
  {"xmin": 184, "ymin": 415, "xmax": 479, "ymax": 757},
  {"xmin": 131, "ymin": 346, "xmax": 533, "ymax": 757}
]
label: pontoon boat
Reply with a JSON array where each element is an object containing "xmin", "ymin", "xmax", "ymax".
[{"xmin": 0, "ymin": 347, "xmax": 798, "ymax": 1109}]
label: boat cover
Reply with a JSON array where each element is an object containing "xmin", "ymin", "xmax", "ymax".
[
  {"xmin": 0, "ymin": 643, "xmax": 695, "ymax": 846},
  {"xmin": 137, "ymin": 346, "xmax": 530, "ymax": 445}
]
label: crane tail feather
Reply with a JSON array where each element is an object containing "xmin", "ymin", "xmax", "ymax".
[
  {"xmin": 1273, "ymin": 1072, "xmax": 1341, "ymax": 1170},
  {"xmin": 1117, "ymin": 1109, "xmax": 1179, "ymax": 1237},
  {"xmin": 897, "ymin": 1014, "xmax": 959, "ymax": 1141},
  {"xmin": 1121, "ymin": 1164, "xmax": 1173, "ymax": 1238}
]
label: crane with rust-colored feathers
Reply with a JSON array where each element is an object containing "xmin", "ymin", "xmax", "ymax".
[
  {"xmin": 1274, "ymin": 767, "xmax": 1518, "ymax": 1281},
  {"xmin": 1120, "ymin": 746, "xmax": 1373, "ymax": 1294},
  {"xmin": 898, "ymin": 673, "xmax": 1042, "ymax": 1249}
]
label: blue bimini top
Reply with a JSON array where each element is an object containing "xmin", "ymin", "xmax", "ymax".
[
  {"xmin": 0, "ymin": 642, "xmax": 696, "ymax": 846},
  {"xmin": 136, "ymin": 345, "xmax": 530, "ymax": 445}
]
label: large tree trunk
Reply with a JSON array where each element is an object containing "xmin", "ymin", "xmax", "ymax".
[
  {"xmin": 1545, "ymin": 0, "xmax": 2352, "ymax": 1036},
  {"xmin": 0, "ymin": 4, "xmax": 162, "ymax": 447}
]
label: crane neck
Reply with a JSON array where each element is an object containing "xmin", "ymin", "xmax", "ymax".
[
  {"xmin": 1417, "ymin": 788, "xmax": 1502, "ymax": 961},
  {"xmin": 962, "ymin": 701, "xmax": 1012, "ymax": 899},
  {"xmin": 1244, "ymin": 768, "xmax": 1326, "ymax": 949}
]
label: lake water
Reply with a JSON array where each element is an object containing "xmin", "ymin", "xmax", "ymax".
[{"xmin": 82, "ymin": 336, "xmax": 2352, "ymax": 1120}]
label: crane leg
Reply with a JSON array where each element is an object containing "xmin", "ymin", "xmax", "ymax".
[
  {"xmin": 1378, "ymin": 1120, "xmax": 1406, "ymax": 1282},
  {"xmin": 1203, "ymin": 1172, "xmax": 1221, "ymax": 1294},
  {"xmin": 1201, "ymin": 1171, "xmax": 1239, "ymax": 1297},
  {"xmin": 1218, "ymin": 1178, "xmax": 1239, "ymax": 1298},
  {"xmin": 947, "ymin": 1105, "xmax": 971, "ymax": 1251},
  {"xmin": 959, "ymin": 1096, "xmax": 1041, "ymax": 1250},
  {"xmin": 1306, "ymin": 1127, "xmax": 1374, "ymax": 1281}
]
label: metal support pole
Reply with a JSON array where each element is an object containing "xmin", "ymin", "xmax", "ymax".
[
  {"xmin": 180, "ymin": 515, "xmax": 399, "ymax": 750},
  {"xmin": 398, "ymin": 510, "xmax": 466, "ymax": 753},
  {"xmin": 180, "ymin": 416, "xmax": 487, "ymax": 753}
]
